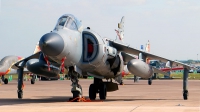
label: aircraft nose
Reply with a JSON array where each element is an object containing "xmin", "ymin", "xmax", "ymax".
[{"xmin": 39, "ymin": 33, "xmax": 64, "ymax": 56}]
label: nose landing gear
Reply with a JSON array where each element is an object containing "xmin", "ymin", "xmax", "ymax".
[{"xmin": 68, "ymin": 66, "xmax": 83, "ymax": 101}]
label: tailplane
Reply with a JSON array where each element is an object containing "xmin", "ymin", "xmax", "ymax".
[{"xmin": 115, "ymin": 16, "xmax": 125, "ymax": 43}]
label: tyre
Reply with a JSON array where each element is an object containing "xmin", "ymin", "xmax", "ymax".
[
  {"xmin": 89, "ymin": 84, "xmax": 97, "ymax": 100},
  {"xmin": 31, "ymin": 79, "xmax": 35, "ymax": 84},
  {"xmin": 99, "ymin": 83, "xmax": 107, "ymax": 100},
  {"xmin": 4, "ymin": 78, "xmax": 8, "ymax": 84},
  {"xmin": 148, "ymin": 78, "xmax": 152, "ymax": 85},
  {"xmin": 72, "ymin": 91, "xmax": 80, "ymax": 98},
  {"xmin": 183, "ymin": 90, "xmax": 188, "ymax": 100},
  {"xmin": 17, "ymin": 90, "xmax": 23, "ymax": 99}
]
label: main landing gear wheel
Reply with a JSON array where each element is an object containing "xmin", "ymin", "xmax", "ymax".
[
  {"xmin": 89, "ymin": 84, "xmax": 97, "ymax": 100},
  {"xmin": 4, "ymin": 78, "xmax": 8, "ymax": 84},
  {"xmin": 17, "ymin": 90, "xmax": 23, "ymax": 99},
  {"xmin": 99, "ymin": 84, "xmax": 107, "ymax": 100},
  {"xmin": 183, "ymin": 90, "xmax": 188, "ymax": 100},
  {"xmin": 89, "ymin": 78, "xmax": 107, "ymax": 100},
  {"xmin": 148, "ymin": 78, "xmax": 152, "ymax": 85}
]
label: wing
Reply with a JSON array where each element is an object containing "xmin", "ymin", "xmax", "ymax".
[
  {"xmin": 109, "ymin": 40, "xmax": 191, "ymax": 70},
  {"xmin": 11, "ymin": 52, "xmax": 41, "ymax": 69},
  {"xmin": 12, "ymin": 51, "xmax": 61, "ymax": 69}
]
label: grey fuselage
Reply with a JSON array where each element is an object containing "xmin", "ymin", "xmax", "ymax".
[{"xmin": 39, "ymin": 14, "xmax": 123, "ymax": 79}]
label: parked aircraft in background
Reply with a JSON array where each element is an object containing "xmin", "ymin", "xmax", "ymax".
[
  {"xmin": 12, "ymin": 14, "xmax": 191, "ymax": 101},
  {"xmin": 0, "ymin": 43, "xmax": 41, "ymax": 84}
]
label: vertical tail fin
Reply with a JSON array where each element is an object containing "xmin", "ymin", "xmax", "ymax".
[
  {"xmin": 146, "ymin": 40, "xmax": 150, "ymax": 52},
  {"xmin": 145, "ymin": 40, "xmax": 150, "ymax": 64},
  {"xmin": 115, "ymin": 16, "xmax": 125, "ymax": 43},
  {"xmin": 33, "ymin": 42, "xmax": 41, "ymax": 54}
]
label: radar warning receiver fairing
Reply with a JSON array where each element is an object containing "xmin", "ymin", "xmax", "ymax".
[{"xmin": 12, "ymin": 14, "xmax": 191, "ymax": 101}]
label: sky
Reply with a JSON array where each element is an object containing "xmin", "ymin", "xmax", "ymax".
[{"xmin": 0, "ymin": 0, "xmax": 200, "ymax": 60}]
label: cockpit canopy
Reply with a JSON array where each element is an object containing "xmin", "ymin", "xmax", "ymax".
[{"xmin": 54, "ymin": 14, "xmax": 83, "ymax": 31}]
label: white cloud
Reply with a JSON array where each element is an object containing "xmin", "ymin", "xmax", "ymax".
[
  {"xmin": 188, "ymin": 6, "xmax": 200, "ymax": 11},
  {"xmin": 167, "ymin": 1, "xmax": 176, "ymax": 5},
  {"xmin": 110, "ymin": 0, "xmax": 146, "ymax": 5}
]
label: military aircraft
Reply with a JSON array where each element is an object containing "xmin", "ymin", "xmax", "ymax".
[
  {"xmin": 0, "ymin": 55, "xmax": 38, "ymax": 85},
  {"xmin": 12, "ymin": 14, "xmax": 191, "ymax": 101},
  {"xmin": 0, "ymin": 56, "xmax": 25, "ymax": 84},
  {"xmin": 0, "ymin": 43, "xmax": 41, "ymax": 84}
]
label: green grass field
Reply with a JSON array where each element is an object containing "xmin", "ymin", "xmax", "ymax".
[
  {"xmin": 124, "ymin": 73, "xmax": 200, "ymax": 80},
  {"xmin": 4, "ymin": 72, "xmax": 200, "ymax": 80}
]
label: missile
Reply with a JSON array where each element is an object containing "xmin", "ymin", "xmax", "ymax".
[{"xmin": 127, "ymin": 59, "xmax": 153, "ymax": 78}]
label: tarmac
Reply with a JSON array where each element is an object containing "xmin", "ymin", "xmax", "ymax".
[{"xmin": 0, "ymin": 79, "xmax": 200, "ymax": 112}]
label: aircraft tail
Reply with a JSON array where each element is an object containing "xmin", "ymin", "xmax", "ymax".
[
  {"xmin": 145, "ymin": 40, "xmax": 150, "ymax": 64},
  {"xmin": 146, "ymin": 40, "xmax": 150, "ymax": 52},
  {"xmin": 115, "ymin": 16, "xmax": 125, "ymax": 43},
  {"xmin": 33, "ymin": 42, "xmax": 41, "ymax": 54}
]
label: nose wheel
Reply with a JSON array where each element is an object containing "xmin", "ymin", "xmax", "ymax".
[{"xmin": 68, "ymin": 66, "xmax": 83, "ymax": 101}]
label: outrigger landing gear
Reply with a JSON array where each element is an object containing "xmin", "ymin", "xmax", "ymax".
[
  {"xmin": 148, "ymin": 77, "xmax": 152, "ymax": 85},
  {"xmin": 89, "ymin": 78, "xmax": 107, "ymax": 100},
  {"xmin": 68, "ymin": 66, "xmax": 82, "ymax": 101},
  {"xmin": 17, "ymin": 61, "xmax": 26, "ymax": 99},
  {"xmin": 183, "ymin": 68, "xmax": 189, "ymax": 100}
]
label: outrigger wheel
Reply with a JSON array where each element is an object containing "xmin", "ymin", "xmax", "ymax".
[
  {"xmin": 17, "ymin": 90, "xmax": 23, "ymax": 99},
  {"xmin": 183, "ymin": 90, "xmax": 188, "ymax": 100},
  {"xmin": 148, "ymin": 78, "xmax": 152, "ymax": 85}
]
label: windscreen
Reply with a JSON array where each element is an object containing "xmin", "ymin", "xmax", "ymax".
[{"xmin": 58, "ymin": 17, "xmax": 68, "ymax": 26}]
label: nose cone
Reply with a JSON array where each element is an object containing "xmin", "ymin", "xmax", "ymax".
[{"xmin": 39, "ymin": 33, "xmax": 64, "ymax": 56}]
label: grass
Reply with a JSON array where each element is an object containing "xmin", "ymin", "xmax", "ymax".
[
  {"xmin": 124, "ymin": 73, "xmax": 200, "ymax": 80},
  {"xmin": 4, "ymin": 74, "xmax": 31, "ymax": 80},
  {"xmin": 4, "ymin": 72, "xmax": 200, "ymax": 80}
]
